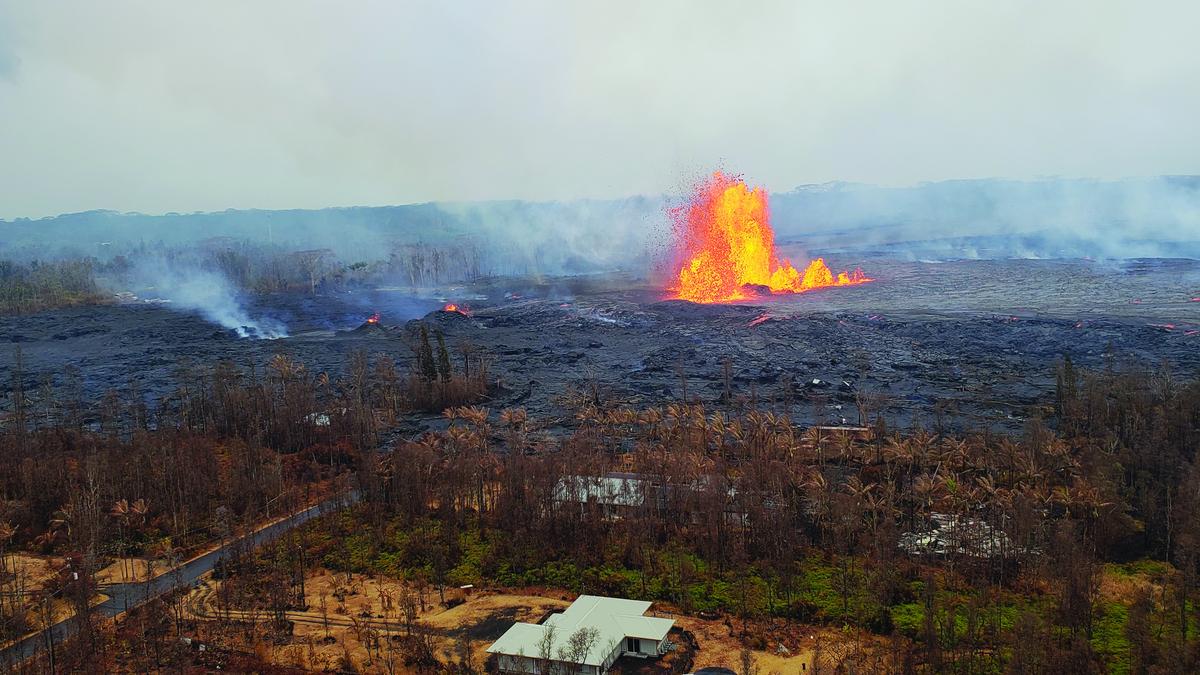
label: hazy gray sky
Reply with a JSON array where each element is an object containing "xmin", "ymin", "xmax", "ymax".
[{"xmin": 1, "ymin": 1, "xmax": 1198, "ymax": 218}]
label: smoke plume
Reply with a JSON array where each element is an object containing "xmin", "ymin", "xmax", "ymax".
[{"xmin": 125, "ymin": 257, "xmax": 287, "ymax": 339}]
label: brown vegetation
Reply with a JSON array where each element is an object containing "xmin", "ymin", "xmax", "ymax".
[
  {"xmin": 0, "ymin": 236, "xmax": 492, "ymax": 318},
  {"xmin": 0, "ymin": 259, "xmax": 105, "ymax": 314},
  {"xmin": 5, "ymin": 339, "xmax": 1200, "ymax": 672}
]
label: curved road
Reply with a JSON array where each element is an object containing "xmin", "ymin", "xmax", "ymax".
[{"xmin": 0, "ymin": 490, "xmax": 358, "ymax": 668}]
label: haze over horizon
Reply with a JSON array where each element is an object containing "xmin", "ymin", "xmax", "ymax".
[{"xmin": 2, "ymin": 1, "xmax": 1199, "ymax": 219}]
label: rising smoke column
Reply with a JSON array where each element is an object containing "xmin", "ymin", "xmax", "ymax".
[
  {"xmin": 669, "ymin": 171, "xmax": 870, "ymax": 303},
  {"xmin": 127, "ymin": 257, "xmax": 287, "ymax": 339}
]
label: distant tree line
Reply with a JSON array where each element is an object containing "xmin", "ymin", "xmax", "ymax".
[
  {"xmin": 0, "ymin": 234, "xmax": 492, "ymax": 316},
  {"xmin": 0, "ymin": 258, "xmax": 104, "ymax": 314}
]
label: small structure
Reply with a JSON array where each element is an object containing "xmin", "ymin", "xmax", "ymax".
[
  {"xmin": 488, "ymin": 595, "xmax": 675, "ymax": 674},
  {"xmin": 900, "ymin": 513, "xmax": 1013, "ymax": 558},
  {"xmin": 555, "ymin": 472, "xmax": 752, "ymax": 526},
  {"xmin": 554, "ymin": 473, "xmax": 651, "ymax": 518}
]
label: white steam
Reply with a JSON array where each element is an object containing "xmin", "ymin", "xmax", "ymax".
[{"xmin": 127, "ymin": 258, "xmax": 287, "ymax": 339}]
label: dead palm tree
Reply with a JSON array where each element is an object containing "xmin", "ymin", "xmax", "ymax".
[
  {"xmin": 937, "ymin": 438, "xmax": 971, "ymax": 471},
  {"xmin": 804, "ymin": 470, "xmax": 833, "ymax": 528},
  {"xmin": 913, "ymin": 473, "xmax": 945, "ymax": 515},
  {"xmin": 0, "ymin": 522, "xmax": 16, "ymax": 575}
]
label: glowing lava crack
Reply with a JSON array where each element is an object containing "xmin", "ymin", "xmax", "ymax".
[{"xmin": 669, "ymin": 171, "xmax": 871, "ymax": 303}]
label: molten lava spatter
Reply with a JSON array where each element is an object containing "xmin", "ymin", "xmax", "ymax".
[
  {"xmin": 442, "ymin": 303, "xmax": 470, "ymax": 315},
  {"xmin": 366, "ymin": 312, "xmax": 380, "ymax": 324},
  {"xmin": 670, "ymin": 172, "xmax": 870, "ymax": 303}
]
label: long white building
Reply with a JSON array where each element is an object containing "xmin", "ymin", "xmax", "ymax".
[{"xmin": 487, "ymin": 595, "xmax": 675, "ymax": 674}]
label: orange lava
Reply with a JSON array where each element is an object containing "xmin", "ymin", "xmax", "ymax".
[
  {"xmin": 669, "ymin": 171, "xmax": 870, "ymax": 303},
  {"xmin": 443, "ymin": 303, "xmax": 470, "ymax": 315},
  {"xmin": 366, "ymin": 312, "xmax": 380, "ymax": 324}
]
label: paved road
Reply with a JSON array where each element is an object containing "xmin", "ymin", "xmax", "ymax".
[{"xmin": 0, "ymin": 490, "xmax": 358, "ymax": 668}]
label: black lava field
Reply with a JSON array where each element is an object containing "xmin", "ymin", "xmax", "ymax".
[{"xmin": 3, "ymin": 258, "xmax": 1199, "ymax": 433}]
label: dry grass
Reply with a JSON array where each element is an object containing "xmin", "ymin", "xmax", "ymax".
[
  {"xmin": 95, "ymin": 557, "xmax": 165, "ymax": 586},
  {"xmin": 3, "ymin": 553, "xmax": 62, "ymax": 589},
  {"xmin": 0, "ymin": 554, "xmax": 108, "ymax": 651},
  {"xmin": 422, "ymin": 592, "xmax": 569, "ymax": 631},
  {"xmin": 194, "ymin": 570, "xmax": 569, "ymax": 672},
  {"xmin": 192, "ymin": 574, "xmax": 887, "ymax": 674},
  {"xmin": 671, "ymin": 613, "xmax": 821, "ymax": 673},
  {"xmin": 407, "ymin": 371, "xmax": 491, "ymax": 412}
]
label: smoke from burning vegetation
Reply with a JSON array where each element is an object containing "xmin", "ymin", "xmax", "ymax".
[
  {"xmin": 3, "ymin": 177, "xmax": 1198, "ymax": 278},
  {"xmin": 123, "ymin": 257, "xmax": 286, "ymax": 339}
]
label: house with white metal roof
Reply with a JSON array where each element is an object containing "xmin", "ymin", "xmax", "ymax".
[
  {"xmin": 487, "ymin": 595, "xmax": 675, "ymax": 674},
  {"xmin": 554, "ymin": 474, "xmax": 651, "ymax": 517}
]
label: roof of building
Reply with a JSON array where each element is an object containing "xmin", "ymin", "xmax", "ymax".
[
  {"xmin": 899, "ymin": 512, "xmax": 1014, "ymax": 557},
  {"xmin": 553, "ymin": 474, "xmax": 649, "ymax": 508},
  {"xmin": 487, "ymin": 595, "xmax": 674, "ymax": 665}
]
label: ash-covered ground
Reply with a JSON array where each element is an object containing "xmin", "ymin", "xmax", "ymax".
[{"xmin": 3, "ymin": 258, "xmax": 1199, "ymax": 432}]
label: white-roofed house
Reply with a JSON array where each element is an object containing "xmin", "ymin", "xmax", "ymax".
[
  {"xmin": 487, "ymin": 595, "xmax": 675, "ymax": 674},
  {"xmin": 553, "ymin": 473, "xmax": 652, "ymax": 520}
]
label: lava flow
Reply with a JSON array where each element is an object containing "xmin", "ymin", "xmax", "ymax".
[
  {"xmin": 442, "ymin": 303, "xmax": 470, "ymax": 315},
  {"xmin": 366, "ymin": 312, "xmax": 380, "ymax": 324},
  {"xmin": 670, "ymin": 171, "xmax": 870, "ymax": 303}
]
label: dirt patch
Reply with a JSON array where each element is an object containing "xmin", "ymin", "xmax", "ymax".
[
  {"xmin": 0, "ymin": 554, "xmax": 109, "ymax": 651},
  {"xmin": 192, "ymin": 577, "xmax": 894, "ymax": 674},
  {"xmin": 463, "ymin": 606, "xmax": 522, "ymax": 641},
  {"xmin": 2, "ymin": 553, "xmax": 62, "ymax": 589},
  {"xmin": 194, "ymin": 572, "xmax": 571, "ymax": 673},
  {"xmin": 95, "ymin": 557, "xmax": 164, "ymax": 585},
  {"xmin": 422, "ymin": 592, "xmax": 569, "ymax": 633},
  {"xmin": 423, "ymin": 592, "xmax": 570, "ymax": 663},
  {"xmin": 671, "ymin": 613, "xmax": 818, "ymax": 674}
]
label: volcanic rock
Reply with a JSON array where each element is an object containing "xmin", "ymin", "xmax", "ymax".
[
  {"xmin": 350, "ymin": 321, "xmax": 389, "ymax": 335},
  {"xmin": 5, "ymin": 259, "xmax": 1199, "ymax": 436}
]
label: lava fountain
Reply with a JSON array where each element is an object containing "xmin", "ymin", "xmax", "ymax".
[{"xmin": 669, "ymin": 171, "xmax": 870, "ymax": 303}]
